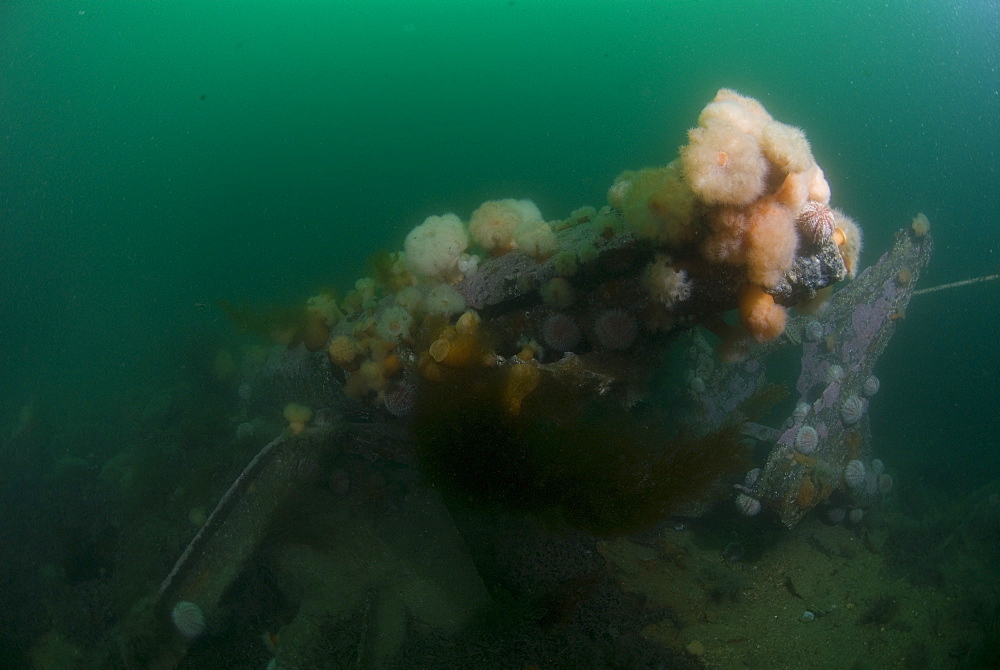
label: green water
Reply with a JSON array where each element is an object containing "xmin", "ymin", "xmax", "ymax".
[
  {"xmin": 1, "ymin": 0, "xmax": 998, "ymax": 666},
  {"xmin": 3, "ymin": 0, "xmax": 994, "ymax": 412}
]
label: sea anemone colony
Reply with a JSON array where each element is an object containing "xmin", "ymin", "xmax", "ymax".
[{"xmin": 224, "ymin": 89, "xmax": 858, "ymax": 532}]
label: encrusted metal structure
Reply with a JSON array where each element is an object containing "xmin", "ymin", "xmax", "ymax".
[{"xmin": 695, "ymin": 229, "xmax": 933, "ymax": 526}]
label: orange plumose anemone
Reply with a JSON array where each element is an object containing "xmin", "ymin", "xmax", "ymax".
[
  {"xmin": 502, "ymin": 363, "xmax": 541, "ymax": 416},
  {"xmin": 614, "ymin": 162, "xmax": 700, "ymax": 245},
  {"xmin": 681, "ymin": 118, "xmax": 768, "ymax": 206},
  {"xmin": 283, "ymin": 403, "xmax": 313, "ymax": 435},
  {"xmin": 708, "ymin": 89, "xmax": 774, "ymax": 129},
  {"xmin": 702, "ymin": 206, "xmax": 750, "ymax": 265},
  {"xmin": 305, "ymin": 291, "xmax": 343, "ymax": 328},
  {"xmin": 831, "ymin": 209, "xmax": 863, "ymax": 278},
  {"xmin": 344, "ymin": 360, "xmax": 389, "ymax": 399},
  {"xmin": 743, "ymin": 198, "xmax": 798, "ymax": 289},
  {"xmin": 806, "ymin": 164, "xmax": 831, "ymax": 204},
  {"xmin": 454, "ymin": 310, "xmax": 482, "ymax": 336},
  {"xmin": 759, "ymin": 120, "xmax": 814, "ymax": 175},
  {"xmin": 739, "ymin": 284, "xmax": 787, "ymax": 343},
  {"xmin": 513, "ymin": 219, "xmax": 558, "ymax": 259},
  {"xmin": 299, "ymin": 310, "xmax": 331, "ymax": 352},
  {"xmin": 427, "ymin": 319, "xmax": 491, "ymax": 370},
  {"xmin": 469, "ymin": 199, "xmax": 544, "ymax": 254},
  {"xmin": 328, "ymin": 335, "xmax": 362, "ymax": 371}
]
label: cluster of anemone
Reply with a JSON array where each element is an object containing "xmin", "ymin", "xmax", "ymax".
[
  {"xmin": 326, "ymin": 300, "xmax": 409, "ymax": 403},
  {"xmin": 608, "ymin": 162, "xmax": 700, "ymax": 246},
  {"xmin": 258, "ymin": 90, "xmax": 863, "ymax": 422},
  {"xmin": 282, "ymin": 403, "xmax": 313, "ymax": 435},
  {"xmin": 257, "ymin": 200, "xmax": 483, "ymax": 416},
  {"xmin": 400, "ymin": 198, "xmax": 558, "ymax": 290},
  {"xmin": 316, "ymin": 194, "xmax": 650, "ymax": 415},
  {"xmin": 683, "ymin": 90, "xmax": 831, "ymax": 341},
  {"xmin": 315, "ymin": 200, "xmax": 518, "ymax": 410},
  {"xmin": 611, "ymin": 88, "xmax": 863, "ymax": 345},
  {"xmin": 467, "ymin": 198, "xmax": 557, "ymax": 258}
]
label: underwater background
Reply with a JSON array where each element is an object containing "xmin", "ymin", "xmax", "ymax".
[{"xmin": 1, "ymin": 1, "xmax": 998, "ymax": 668}]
